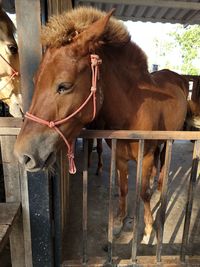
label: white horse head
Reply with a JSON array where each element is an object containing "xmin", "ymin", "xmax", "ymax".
[{"xmin": 0, "ymin": 5, "xmax": 22, "ymax": 117}]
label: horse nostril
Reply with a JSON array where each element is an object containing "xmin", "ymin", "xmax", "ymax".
[
  {"xmin": 22, "ymin": 154, "xmax": 36, "ymax": 169},
  {"xmin": 23, "ymin": 155, "xmax": 31, "ymax": 165}
]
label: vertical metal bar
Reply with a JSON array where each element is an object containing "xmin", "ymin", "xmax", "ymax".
[
  {"xmin": 131, "ymin": 139, "xmax": 144, "ymax": 263},
  {"xmin": 83, "ymin": 139, "xmax": 88, "ymax": 265},
  {"xmin": 107, "ymin": 139, "xmax": 117, "ymax": 264},
  {"xmin": 156, "ymin": 140, "xmax": 173, "ymax": 262},
  {"xmin": 180, "ymin": 140, "xmax": 200, "ymax": 262}
]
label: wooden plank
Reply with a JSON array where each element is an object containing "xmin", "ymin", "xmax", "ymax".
[
  {"xmin": 80, "ymin": 130, "xmax": 200, "ymax": 140},
  {"xmin": 0, "ymin": 224, "xmax": 9, "ymax": 253},
  {"xmin": 0, "ymin": 118, "xmax": 22, "ymax": 127},
  {"xmin": 0, "ymin": 203, "xmax": 21, "ymax": 253},
  {"xmin": 0, "ymin": 128, "xmax": 20, "ymax": 135},
  {"xmin": 1, "ymin": 136, "xmax": 26, "ymax": 267},
  {"xmin": 0, "ymin": 203, "xmax": 21, "ymax": 225},
  {"xmin": 62, "ymin": 255, "xmax": 200, "ymax": 266},
  {"xmin": 0, "ymin": 121, "xmax": 199, "ymax": 140}
]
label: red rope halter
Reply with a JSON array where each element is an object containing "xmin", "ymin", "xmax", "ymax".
[
  {"xmin": 25, "ymin": 54, "xmax": 102, "ymax": 174},
  {"xmin": 0, "ymin": 53, "xmax": 20, "ymax": 91}
]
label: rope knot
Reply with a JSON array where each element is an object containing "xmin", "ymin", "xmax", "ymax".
[
  {"xmin": 91, "ymin": 54, "xmax": 102, "ymax": 66},
  {"xmin": 67, "ymin": 151, "xmax": 74, "ymax": 159},
  {"xmin": 91, "ymin": 86, "xmax": 96, "ymax": 92},
  {"xmin": 48, "ymin": 121, "xmax": 55, "ymax": 128}
]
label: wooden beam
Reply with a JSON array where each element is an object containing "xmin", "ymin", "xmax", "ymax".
[
  {"xmin": 79, "ymin": 129, "xmax": 200, "ymax": 140},
  {"xmin": 1, "ymin": 136, "xmax": 27, "ymax": 267},
  {"xmin": 77, "ymin": 0, "xmax": 200, "ymax": 11},
  {"xmin": 62, "ymin": 255, "xmax": 200, "ymax": 266},
  {"xmin": 15, "ymin": 0, "xmax": 42, "ymax": 112}
]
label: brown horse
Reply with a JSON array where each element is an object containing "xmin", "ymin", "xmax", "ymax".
[
  {"xmin": 185, "ymin": 99, "xmax": 200, "ymax": 129},
  {"xmin": 0, "ymin": 5, "xmax": 22, "ymax": 117},
  {"xmin": 14, "ymin": 7, "xmax": 188, "ymax": 242}
]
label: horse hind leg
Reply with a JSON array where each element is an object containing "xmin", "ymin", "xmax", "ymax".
[
  {"xmin": 140, "ymin": 153, "xmax": 155, "ymax": 244},
  {"xmin": 113, "ymin": 158, "xmax": 128, "ymax": 235}
]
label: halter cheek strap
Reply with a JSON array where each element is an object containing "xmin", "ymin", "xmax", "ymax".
[{"xmin": 25, "ymin": 54, "xmax": 102, "ymax": 174}]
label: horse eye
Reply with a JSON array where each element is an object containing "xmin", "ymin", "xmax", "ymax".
[
  {"xmin": 7, "ymin": 44, "xmax": 18, "ymax": 55},
  {"xmin": 57, "ymin": 82, "xmax": 73, "ymax": 94}
]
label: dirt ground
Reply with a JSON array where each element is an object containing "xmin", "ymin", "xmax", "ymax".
[{"xmin": 63, "ymin": 139, "xmax": 200, "ymax": 263}]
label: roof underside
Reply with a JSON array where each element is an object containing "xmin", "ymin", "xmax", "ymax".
[{"xmin": 75, "ymin": 0, "xmax": 200, "ymax": 25}]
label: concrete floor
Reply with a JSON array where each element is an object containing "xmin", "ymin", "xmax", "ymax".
[{"xmin": 63, "ymin": 140, "xmax": 200, "ymax": 262}]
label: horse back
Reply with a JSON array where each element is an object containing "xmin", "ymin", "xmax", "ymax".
[{"xmin": 151, "ymin": 69, "xmax": 189, "ymax": 98}]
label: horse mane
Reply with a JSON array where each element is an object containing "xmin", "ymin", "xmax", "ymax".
[{"xmin": 41, "ymin": 6, "xmax": 130, "ymax": 48}]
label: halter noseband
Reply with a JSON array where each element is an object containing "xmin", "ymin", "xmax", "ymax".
[
  {"xmin": 0, "ymin": 53, "xmax": 20, "ymax": 91},
  {"xmin": 25, "ymin": 54, "xmax": 102, "ymax": 174}
]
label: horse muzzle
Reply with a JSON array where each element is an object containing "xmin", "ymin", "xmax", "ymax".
[{"xmin": 14, "ymin": 131, "xmax": 57, "ymax": 172}]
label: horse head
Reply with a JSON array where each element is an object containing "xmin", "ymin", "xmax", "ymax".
[
  {"xmin": 0, "ymin": 6, "xmax": 22, "ymax": 117},
  {"xmin": 15, "ymin": 8, "xmax": 114, "ymax": 172}
]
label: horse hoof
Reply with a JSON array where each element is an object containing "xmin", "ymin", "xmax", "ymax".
[
  {"xmin": 113, "ymin": 217, "xmax": 123, "ymax": 235},
  {"xmin": 141, "ymin": 229, "xmax": 156, "ymax": 245},
  {"xmin": 141, "ymin": 234, "xmax": 151, "ymax": 244}
]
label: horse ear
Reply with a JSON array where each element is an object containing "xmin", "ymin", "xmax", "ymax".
[{"xmin": 72, "ymin": 9, "xmax": 115, "ymax": 55}]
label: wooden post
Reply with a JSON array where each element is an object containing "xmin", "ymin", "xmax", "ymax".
[
  {"xmin": 15, "ymin": 1, "xmax": 54, "ymax": 266},
  {"xmin": 15, "ymin": 0, "xmax": 42, "ymax": 112},
  {"xmin": 0, "ymin": 136, "xmax": 31, "ymax": 267}
]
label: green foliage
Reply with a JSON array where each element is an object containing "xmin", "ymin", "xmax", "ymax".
[{"xmin": 170, "ymin": 25, "xmax": 200, "ymax": 75}]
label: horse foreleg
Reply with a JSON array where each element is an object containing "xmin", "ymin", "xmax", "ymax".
[
  {"xmin": 113, "ymin": 158, "xmax": 128, "ymax": 235},
  {"xmin": 140, "ymin": 153, "xmax": 155, "ymax": 244},
  {"xmin": 96, "ymin": 138, "xmax": 103, "ymax": 175}
]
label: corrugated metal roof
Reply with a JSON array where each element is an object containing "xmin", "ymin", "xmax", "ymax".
[{"xmin": 75, "ymin": 0, "xmax": 200, "ymax": 25}]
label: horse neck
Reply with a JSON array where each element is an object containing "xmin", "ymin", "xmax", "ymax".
[{"xmin": 98, "ymin": 42, "xmax": 150, "ymax": 129}]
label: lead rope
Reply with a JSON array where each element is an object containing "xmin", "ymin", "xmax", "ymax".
[
  {"xmin": 25, "ymin": 54, "xmax": 102, "ymax": 174},
  {"xmin": 0, "ymin": 54, "xmax": 20, "ymax": 91}
]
